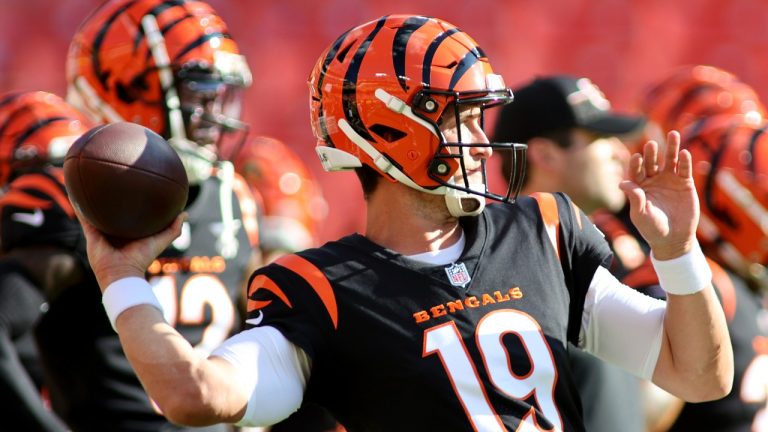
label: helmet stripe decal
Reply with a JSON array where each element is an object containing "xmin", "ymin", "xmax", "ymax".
[
  {"xmin": 0, "ymin": 91, "xmax": 23, "ymax": 108},
  {"xmin": 174, "ymin": 32, "xmax": 232, "ymax": 61},
  {"xmin": 421, "ymin": 28, "xmax": 460, "ymax": 87},
  {"xmin": 746, "ymin": 126, "xmax": 766, "ymax": 175},
  {"xmin": 448, "ymin": 50, "xmax": 480, "ymax": 91},
  {"xmin": 342, "ymin": 16, "xmax": 388, "ymax": 142},
  {"xmin": 666, "ymin": 84, "xmax": 716, "ymax": 130},
  {"xmin": 152, "ymin": 0, "xmax": 182, "ymax": 16},
  {"xmin": 393, "ymin": 16, "xmax": 429, "ymax": 92},
  {"xmin": 157, "ymin": 14, "xmax": 190, "ymax": 34},
  {"xmin": 12, "ymin": 117, "xmax": 68, "ymax": 151},
  {"xmin": 13, "ymin": 173, "xmax": 75, "ymax": 218},
  {"xmin": 703, "ymin": 125, "xmax": 736, "ymax": 225},
  {"xmin": 90, "ymin": 1, "xmax": 135, "ymax": 89},
  {"xmin": 314, "ymin": 29, "xmax": 352, "ymax": 147},
  {"xmin": 0, "ymin": 99, "xmax": 33, "ymax": 144},
  {"xmin": 316, "ymin": 29, "xmax": 351, "ymax": 95},
  {"xmin": 147, "ymin": 1, "xmax": 235, "ymax": 63}
]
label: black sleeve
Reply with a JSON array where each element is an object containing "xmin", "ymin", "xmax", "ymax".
[
  {"xmin": 552, "ymin": 193, "xmax": 614, "ymax": 344},
  {"xmin": 245, "ymin": 260, "xmax": 335, "ymax": 361},
  {"xmin": 0, "ymin": 260, "xmax": 68, "ymax": 431}
]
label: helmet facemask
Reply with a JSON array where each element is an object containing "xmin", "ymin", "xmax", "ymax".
[
  {"xmin": 175, "ymin": 66, "xmax": 250, "ymax": 162},
  {"xmin": 165, "ymin": 56, "xmax": 250, "ymax": 185},
  {"xmin": 419, "ymin": 87, "xmax": 527, "ymax": 216},
  {"xmin": 310, "ymin": 15, "xmax": 528, "ymax": 217}
]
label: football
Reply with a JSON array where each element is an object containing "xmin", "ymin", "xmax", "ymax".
[{"xmin": 64, "ymin": 122, "xmax": 188, "ymax": 239}]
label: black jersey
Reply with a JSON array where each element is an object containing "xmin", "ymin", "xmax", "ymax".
[
  {"xmin": 669, "ymin": 263, "xmax": 768, "ymax": 432},
  {"xmin": 148, "ymin": 171, "xmax": 257, "ymax": 353},
  {"xmin": 594, "ymin": 204, "xmax": 768, "ymax": 431},
  {"xmin": 245, "ymin": 193, "xmax": 611, "ymax": 431},
  {"xmin": 591, "ymin": 206, "xmax": 666, "ymax": 299},
  {"xmin": 0, "ymin": 168, "xmax": 79, "ymax": 430},
  {"xmin": 35, "ymin": 171, "xmax": 257, "ymax": 432}
]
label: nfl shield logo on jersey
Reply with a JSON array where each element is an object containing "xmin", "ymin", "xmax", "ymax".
[{"xmin": 444, "ymin": 262, "xmax": 471, "ymax": 288}]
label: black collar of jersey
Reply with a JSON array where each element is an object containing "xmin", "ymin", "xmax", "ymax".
[{"xmin": 336, "ymin": 212, "xmax": 488, "ymax": 292}]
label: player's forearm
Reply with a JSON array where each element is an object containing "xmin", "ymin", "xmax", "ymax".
[
  {"xmin": 115, "ymin": 306, "xmax": 247, "ymax": 426},
  {"xmin": 653, "ymin": 286, "xmax": 733, "ymax": 401}
]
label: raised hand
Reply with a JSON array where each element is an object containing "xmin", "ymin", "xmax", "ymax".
[
  {"xmin": 619, "ymin": 130, "xmax": 699, "ymax": 260},
  {"xmin": 74, "ymin": 208, "xmax": 186, "ymax": 291}
]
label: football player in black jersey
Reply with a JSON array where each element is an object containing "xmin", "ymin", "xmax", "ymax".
[
  {"xmin": 0, "ymin": 90, "xmax": 93, "ymax": 431},
  {"xmin": 665, "ymin": 116, "xmax": 768, "ymax": 432},
  {"xmin": 233, "ymin": 136, "xmax": 328, "ymax": 264},
  {"xmin": 30, "ymin": 1, "xmax": 259, "ymax": 431},
  {"xmin": 75, "ymin": 15, "xmax": 732, "ymax": 431},
  {"xmin": 602, "ymin": 66, "xmax": 768, "ymax": 432},
  {"xmin": 492, "ymin": 74, "xmax": 648, "ymax": 432}
]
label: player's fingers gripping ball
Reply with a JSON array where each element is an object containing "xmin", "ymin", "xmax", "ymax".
[{"xmin": 64, "ymin": 122, "xmax": 188, "ymax": 239}]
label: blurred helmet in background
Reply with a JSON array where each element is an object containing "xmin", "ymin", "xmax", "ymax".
[
  {"xmin": 0, "ymin": 90, "xmax": 94, "ymax": 187},
  {"xmin": 66, "ymin": 0, "xmax": 252, "ymax": 184}
]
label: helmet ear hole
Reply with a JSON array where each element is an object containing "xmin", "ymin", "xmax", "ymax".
[{"xmin": 370, "ymin": 124, "xmax": 407, "ymax": 142}]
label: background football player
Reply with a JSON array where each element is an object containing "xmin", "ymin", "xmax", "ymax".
[
  {"xmin": 666, "ymin": 115, "xmax": 768, "ymax": 431},
  {"xmin": 586, "ymin": 65, "xmax": 768, "ymax": 431},
  {"xmin": 31, "ymin": 1, "xmax": 259, "ymax": 430},
  {"xmin": 233, "ymin": 136, "xmax": 328, "ymax": 263},
  {"xmin": 0, "ymin": 89, "xmax": 93, "ymax": 431}
]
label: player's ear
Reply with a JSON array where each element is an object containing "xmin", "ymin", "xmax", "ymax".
[{"xmin": 526, "ymin": 136, "xmax": 565, "ymax": 172}]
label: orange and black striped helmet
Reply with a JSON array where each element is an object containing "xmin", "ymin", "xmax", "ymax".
[
  {"xmin": 309, "ymin": 15, "xmax": 525, "ymax": 215},
  {"xmin": 234, "ymin": 136, "xmax": 328, "ymax": 255},
  {"xmin": 0, "ymin": 91, "xmax": 94, "ymax": 187},
  {"xmin": 681, "ymin": 114, "xmax": 768, "ymax": 291},
  {"xmin": 66, "ymin": 0, "xmax": 251, "ymax": 173},
  {"xmin": 641, "ymin": 65, "xmax": 764, "ymax": 139}
]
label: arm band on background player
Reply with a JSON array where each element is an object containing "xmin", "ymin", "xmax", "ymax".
[
  {"xmin": 102, "ymin": 277, "xmax": 164, "ymax": 332},
  {"xmin": 651, "ymin": 242, "xmax": 712, "ymax": 296}
]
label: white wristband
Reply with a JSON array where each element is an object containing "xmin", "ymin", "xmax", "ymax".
[
  {"xmin": 102, "ymin": 277, "xmax": 164, "ymax": 331},
  {"xmin": 650, "ymin": 242, "xmax": 712, "ymax": 296}
]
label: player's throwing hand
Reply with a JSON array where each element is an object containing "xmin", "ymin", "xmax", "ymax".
[{"xmin": 76, "ymin": 207, "xmax": 186, "ymax": 291}]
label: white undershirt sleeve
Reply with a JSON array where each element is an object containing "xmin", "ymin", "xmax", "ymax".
[
  {"xmin": 210, "ymin": 326, "xmax": 311, "ymax": 427},
  {"xmin": 579, "ymin": 265, "xmax": 667, "ymax": 380}
]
